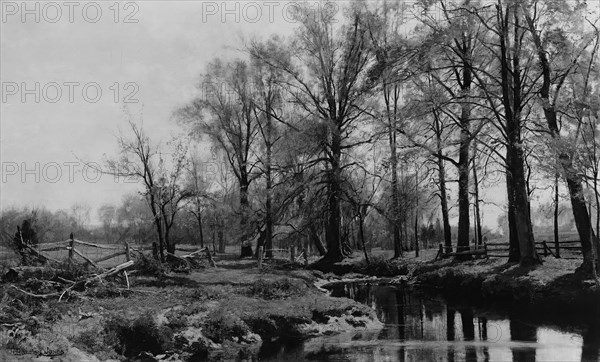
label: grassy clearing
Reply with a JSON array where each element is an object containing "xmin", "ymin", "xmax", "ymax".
[{"xmin": 0, "ymin": 260, "xmax": 382, "ymax": 361}]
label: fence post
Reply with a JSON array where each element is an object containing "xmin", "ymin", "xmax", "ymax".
[
  {"xmin": 257, "ymin": 246, "xmax": 263, "ymax": 269},
  {"xmin": 68, "ymin": 233, "xmax": 74, "ymax": 266},
  {"xmin": 152, "ymin": 242, "xmax": 158, "ymax": 260},
  {"xmin": 436, "ymin": 243, "xmax": 443, "ymax": 260},
  {"xmin": 543, "ymin": 240, "xmax": 548, "ymax": 257},
  {"xmin": 290, "ymin": 245, "xmax": 296, "ymax": 262},
  {"xmin": 303, "ymin": 247, "xmax": 308, "ymax": 266},
  {"xmin": 125, "ymin": 242, "xmax": 131, "ymax": 262}
]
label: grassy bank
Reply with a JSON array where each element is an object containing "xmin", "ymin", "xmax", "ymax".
[
  {"xmin": 0, "ymin": 259, "xmax": 382, "ymax": 361},
  {"xmin": 318, "ymin": 248, "xmax": 600, "ymax": 324}
]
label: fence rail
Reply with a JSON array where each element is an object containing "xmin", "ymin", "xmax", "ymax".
[
  {"xmin": 5, "ymin": 235, "xmax": 211, "ymax": 269},
  {"xmin": 435, "ymin": 239, "xmax": 583, "ymax": 260}
]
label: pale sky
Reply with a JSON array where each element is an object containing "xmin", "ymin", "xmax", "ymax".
[
  {"xmin": 0, "ymin": 1, "xmax": 546, "ymax": 230},
  {"xmin": 1, "ymin": 0, "xmax": 300, "ymax": 222}
]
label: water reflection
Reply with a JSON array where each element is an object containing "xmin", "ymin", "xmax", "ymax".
[{"xmin": 296, "ymin": 282, "xmax": 597, "ymax": 362}]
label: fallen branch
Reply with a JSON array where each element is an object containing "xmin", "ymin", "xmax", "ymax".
[
  {"xmin": 124, "ymin": 271, "xmax": 130, "ymax": 289},
  {"xmin": 95, "ymin": 260, "xmax": 134, "ymax": 279},
  {"xmin": 10, "ymin": 285, "xmax": 61, "ymax": 299}
]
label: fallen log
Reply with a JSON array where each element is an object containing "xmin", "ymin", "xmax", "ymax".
[
  {"xmin": 95, "ymin": 260, "xmax": 134, "ymax": 279},
  {"xmin": 177, "ymin": 247, "xmax": 216, "ymax": 267},
  {"xmin": 181, "ymin": 249, "xmax": 205, "ymax": 258}
]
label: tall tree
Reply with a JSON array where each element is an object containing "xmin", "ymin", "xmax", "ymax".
[
  {"xmin": 412, "ymin": 0, "xmax": 484, "ymax": 255},
  {"xmin": 178, "ymin": 60, "xmax": 261, "ymax": 252},
  {"xmin": 468, "ymin": 1, "xmax": 541, "ymax": 265},
  {"xmin": 521, "ymin": 0, "xmax": 599, "ymax": 272},
  {"xmin": 250, "ymin": 3, "xmax": 376, "ymax": 261},
  {"xmin": 106, "ymin": 119, "xmax": 166, "ymax": 261}
]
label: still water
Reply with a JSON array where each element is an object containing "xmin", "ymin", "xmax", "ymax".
[{"xmin": 260, "ymin": 281, "xmax": 600, "ymax": 361}]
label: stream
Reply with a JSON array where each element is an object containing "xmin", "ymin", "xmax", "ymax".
[{"xmin": 260, "ymin": 281, "xmax": 600, "ymax": 361}]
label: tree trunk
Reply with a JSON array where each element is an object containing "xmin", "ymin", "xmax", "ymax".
[
  {"xmin": 414, "ymin": 167, "xmax": 420, "ymax": 257},
  {"xmin": 472, "ymin": 141, "xmax": 483, "ymax": 246},
  {"xmin": 565, "ymin": 176, "xmax": 596, "ymax": 271},
  {"xmin": 499, "ymin": 3, "xmax": 539, "ymax": 266},
  {"xmin": 212, "ymin": 226, "xmax": 216, "ymax": 254},
  {"xmin": 414, "ymin": 211, "xmax": 419, "ymax": 257},
  {"xmin": 239, "ymin": 179, "xmax": 249, "ymax": 238},
  {"xmin": 358, "ymin": 209, "xmax": 370, "ymax": 265},
  {"xmin": 265, "ymin": 115, "xmax": 274, "ymax": 259},
  {"xmin": 311, "ymin": 226, "xmax": 327, "ymax": 256},
  {"xmin": 508, "ymin": 141, "xmax": 539, "ymax": 265},
  {"xmin": 195, "ymin": 199, "xmax": 205, "ymax": 248},
  {"xmin": 198, "ymin": 213, "xmax": 204, "ymax": 248},
  {"xmin": 151, "ymin": 207, "xmax": 164, "ymax": 262},
  {"xmin": 325, "ymin": 124, "xmax": 343, "ymax": 262},
  {"xmin": 457, "ymin": 126, "xmax": 471, "ymax": 254},
  {"xmin": 506, "ymin": 151, "xmax": 520, "ymax": 262},
  {"xmin": 164, "ymin": 226, "xmax": 175, "ymax": 255},
  {"xmin": 390, "ymin": 119, "xmax": 402, "ymax": 258},
  {"xmin": 525, "ymin": 8, "xmax": 595, "ymax": 272},
  {"xmin": 218, "ymin": 217, "xmax": 225, "ymax": 253},
  {"xmin": 436, "ymin": 134, "xmax": 452, "ymax": 253},
  {"xmin": 554, "ymin": 173, "xmax": 561, "ymax": 258},
  {"xmin": 456, "ymin": 39, "xmax": 472, "ymax": 255}
]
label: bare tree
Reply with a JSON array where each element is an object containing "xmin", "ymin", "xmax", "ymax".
[
  {"xmin": 105, "ymin": 115, "xmax": 189, "ymax": 261},
  {"xmin": 522, "ymin": 0, "xmax": 599, "ymax": 272},
  {"xmin": 250, "ymin": 3, "xmax": 376, "ymax": 262},
  {"xmin": 178, "ymin": 59, "xmax": 261, "ymax": 254}
]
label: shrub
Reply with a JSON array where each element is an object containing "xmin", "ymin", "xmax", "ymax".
[
  {"xmin": 247, "ymin": 278, "xmax": 306, "ymax": 300},
  {"xmin": 203, "ymin": 310, "xmax": 249, "ymax": 343},
  {"xmin": 354, "ymin": 256, "xmax": 408, "ymax": 276},
  {"xmin": 133, "ymin": 253, "xmax": 165, "ymax": 277}
]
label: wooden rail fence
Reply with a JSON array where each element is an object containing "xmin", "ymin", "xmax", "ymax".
[
  {"xmin": 435, "ymin": 239, "xmax": 583, "ymax": 260},
  {"xmin": 31, "ymin": 235, "xmax": 214, "ymax": 268}
]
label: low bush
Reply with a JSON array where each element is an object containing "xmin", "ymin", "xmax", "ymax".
[
  {"xmin": 247, "ymin": 278, "xmax": 307, "ymax": 300},
  {"xmin": 133, "ymin": 253, "xmax": 165, "ymax": 277},
  {"xmin": 202, "ymin": 309, "xmax": 249, "ymax": 343},
  {"xmin": 354, "ymin": 256, "xmax": 408, "ymax": 276}
]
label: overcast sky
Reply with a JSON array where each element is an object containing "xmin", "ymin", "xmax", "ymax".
[
  {"xmin": 0, "ymin": 1, "xmax": 301, "ymax": 220},
  {"xmin": 0, "ymin": 0, "xmax": 516, "ymax": 229}
]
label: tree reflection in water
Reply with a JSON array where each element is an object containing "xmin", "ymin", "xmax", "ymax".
[{"xmin": 309, "ymin": 281, "xmax": 592, "ymax": 362}]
